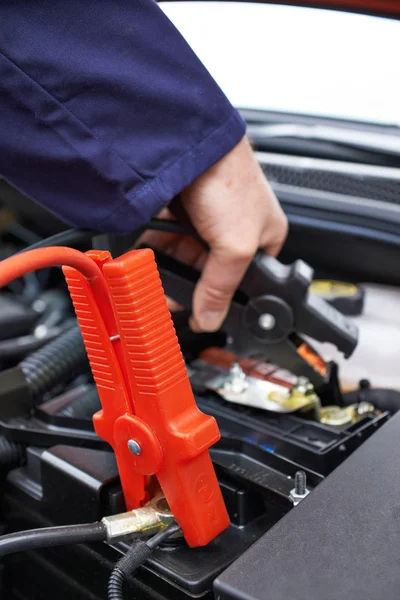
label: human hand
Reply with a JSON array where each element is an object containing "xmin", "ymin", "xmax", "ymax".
[{"xmin": 142, "ymin": 136, "xmax": 288, "ymax": 332}]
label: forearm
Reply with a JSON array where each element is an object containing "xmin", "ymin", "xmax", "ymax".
[{"xmin": 0, "ymin": 0, "xmax": 245, "ymax": 232}]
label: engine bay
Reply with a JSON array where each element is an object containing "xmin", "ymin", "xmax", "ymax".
[{"xmin": 0, "ymin": 211, "xmax": 399, "ymax": 600}]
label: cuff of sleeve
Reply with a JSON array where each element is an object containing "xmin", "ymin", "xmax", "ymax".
[{"xmin": 98, "ymin": 109, "xmax": 246, "ymax": 234}]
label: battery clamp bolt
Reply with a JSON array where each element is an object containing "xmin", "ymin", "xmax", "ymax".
[{"xmin": 290, "ymin": 470, "xmax": 310, "ymax": 506}]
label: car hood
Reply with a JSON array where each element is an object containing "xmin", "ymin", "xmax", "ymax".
[{"xmin": 161, "ymin": 1, "xmax": 399, "ymax": 18}]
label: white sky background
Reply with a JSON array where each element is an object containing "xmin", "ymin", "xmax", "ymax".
[{"xmin": 161, "ymin": 2, "xmax": 400, "ymax": 126}]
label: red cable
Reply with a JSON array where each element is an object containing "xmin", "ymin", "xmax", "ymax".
[{"xmin": 0, "ymin": 246, "xmax": 109, "ymax": 299}]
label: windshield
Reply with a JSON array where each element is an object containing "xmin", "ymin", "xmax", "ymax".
[{"xmin": 160, "ymin": 2, "xmax": 400, "ymax": 127}]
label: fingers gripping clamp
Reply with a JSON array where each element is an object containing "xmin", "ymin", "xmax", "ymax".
[{"xmin": 63, "ymin": 249, "xmax": 229, "ymax": 547}]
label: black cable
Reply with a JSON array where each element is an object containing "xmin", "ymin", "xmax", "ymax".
[
  {"xmin": 0, "ymin": 286, "xmax": 73, "ymax": 361},
  {"xmin": 0, "ymin": 321, "xmax": 72, "ymax": 361},
  {"xmin": 146, "ymin": 522, "xmax": 181, "ymax": 549},
  {"xmin": 16, "ymin": 220, "xmax": 189, "ymax": 255},
  {"xmin": 21, "ymin": 271, "xmax": 41, "ymax": 300},
  {"xmin": 34, "ymin": 289, "xmax": 72, "ymax": 330},
  {"xmin": 12, "ymin": 216, "xmax": 193, "ymax": 256},
  {"xmin": 147, "ymin": 218, "xmax": 187, "ymax": 236},
  {"xmin": 168, "ymin": 197, "xmax": 208, "ymax": 248},
  {"xmin": 17, "ymin": 228, "xmax": 97, "ymax": 254},
  {"xmin": 0, "ymin": 522, "xmax": 106, "ymax": 557},
  {"xmin": 20, "ymin": 324, "xmax": 88, "ymax": 398},
  {"xmin": 108, "ymin": 522, "xmax": 181, "ymax": 600},
  {"xmin": 8, "ymin": 221, "xmax": 42, "ymax": 246}
]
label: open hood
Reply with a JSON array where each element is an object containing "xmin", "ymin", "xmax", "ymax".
[
  {"xmin": 161, "ymin": 1, "xmax": 399, "ymax": 19},
  {"xmin": 254, "ymin": 1, "xmax": 398, "ymax": 18}
]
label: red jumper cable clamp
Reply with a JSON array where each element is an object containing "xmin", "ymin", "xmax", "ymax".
[{"xmin": 63, "ymin": 248, "xmax": 229, "ymax": 547}]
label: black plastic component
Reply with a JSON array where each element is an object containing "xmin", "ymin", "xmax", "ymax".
[
  {"xmin": 57, "ymin": 385, "xmax": 101, "ymax": 419},
  {"xmin": 171, "ymin": 310, "xmax": 226, "ymax": 360},
  {"xmin": 0, "ymin": 294, "xmax": 37, "ymax": 341},
  {"xmin": 244, "ymin": 296, "xmax": 294, "ymax": 343},
  {"xmin": 218, "ymin": 479, "xmax": 265, "ymax": 527},
  {"xmin": 240, "ymin": 253, "xmax": 358, "ymax": 357},
  {"xmin": 0, "ymin": 366, "xmax": 32, "ymax": 419},
  {"xmin": 211, "ymin": 439, "xmax": 320, "ymax": 508},
  {"xmin": 0, "ymin": 389, "xmax": 104, "ymax": 448},
  {"xmin": 311, "ymin": 281, "xmax": 365, "ymax": 316},
  {"xmin": 6, "ymin": 445, "xmax": 121, "ymax": 523},
  {"xmin": 156, "ymin": 251, "xmax": 358, "ymax": 391},
  {"xmin": 157, "ymin": 250, "xmax": 358, "ymax": 355},
  {"xmin": 197, "ymin": 394, "xmax": 389, "ymax": 476},
  {"xmin": 280, "ymin": 215, "xmax": 400, "ymax": 286},
  {"xmin": 1, "ymin": 386, "xmax": 392, "ymax": 600},
  {"xmin": 343, "ymin": 386, "xmax": 400, "ymax": 414},
  {"xmin": 0, "ymin": 436, "xmax": 24, "ymax": 472},
  {"xmin": 3, "ymin": 445, "xmax": 282, "ymax": 599},
  {"xmin": 0, "ymin": 326, "xmax": 90, "ymax": 428},
  {"xmin": 214, "ymin": 411, "xmax": 400, "ymax": 600}
]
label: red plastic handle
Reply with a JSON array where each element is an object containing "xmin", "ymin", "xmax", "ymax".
[
  {"xmin": 63, "ymin": 253, "xmax": 148, "ymax": 509},
  {"xmin": 64, "ymin": 249, "xmax": 229, "ymax": 547},
  {"xmin": 102, "ymin": 248, "xmax": 229, "ymax": 547}
]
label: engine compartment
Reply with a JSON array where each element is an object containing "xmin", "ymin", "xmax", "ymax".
[
  {"xmin": 1, "ymin": 362, "xmax": 392, "ymax": 599},
  {"xmin": 0, "ymin": 210, "xmax": 399, "ymax": 600}
]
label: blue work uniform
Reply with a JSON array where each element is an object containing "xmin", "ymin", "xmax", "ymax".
[{"xmin": 0, "ymin": 0, "xmax": 245, "ymax": 233}]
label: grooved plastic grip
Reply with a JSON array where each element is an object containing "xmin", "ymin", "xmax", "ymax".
[
  {"xmin": 63, "ymin": 255, "xmax": 147, "ymax": 509},
  {"xmin": 64, "ymin": 248, "xmax": 229, "ymax": 547},
  {"xmin": 103, "ymin": 249, "xmax": 229, "ymax": 547}
]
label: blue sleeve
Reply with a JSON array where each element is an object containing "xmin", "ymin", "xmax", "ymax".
[{"xmin": 0, "ymin": 0, "xmax": 245, "ymax": 233}]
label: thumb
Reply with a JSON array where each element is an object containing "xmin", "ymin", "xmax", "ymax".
[{"xmin": 191, "ymin": 245, "xmax": 254, "ymax": 332}]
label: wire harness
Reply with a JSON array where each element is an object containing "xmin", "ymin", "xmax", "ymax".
[{"xmin": 108, "ymin": 522, "xmax": 181, "ymax": 600}]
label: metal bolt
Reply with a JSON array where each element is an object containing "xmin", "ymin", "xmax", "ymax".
[
  {"xmin": 258, "ymin": 313, "xmax": 276, "ymax": 331},
  {"xmin": 357, "ymin": 401, "xmax": 374, "ymax": 416},
  {"xmin": 225, "ymin": 362, "xmax": 248, "ymax": 395},
  {"xmin": 128, "ymin": 440, "xmax": 141, "ymax": 456},
  {"xmin": 294, "ymin": 471, "xmax": 306, "ymax": 495},
  {"xmin": 230, "ymin": 362, "xmax": 244, "ymax": 378},
  {"xmin": 289, "ymin": 470, "xmax": 309, "ymax": 506},
  {"xmin": 294, "ymin": 376, "xmax": 313, "ymax": 395}
]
